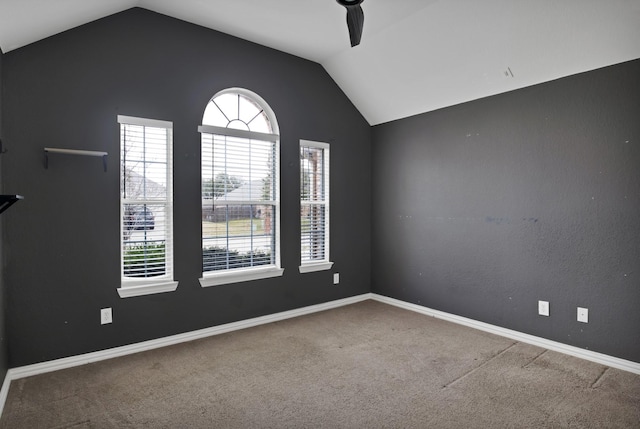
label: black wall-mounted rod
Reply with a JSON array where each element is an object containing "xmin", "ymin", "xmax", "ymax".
[{"xmin": 0, "ymin": 195, "xmax": 24, "ymax": 215}]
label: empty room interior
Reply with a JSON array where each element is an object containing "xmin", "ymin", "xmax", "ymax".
[{"xmin": 0, "ymin": 0, "xmax": 639, "ymax": 427}]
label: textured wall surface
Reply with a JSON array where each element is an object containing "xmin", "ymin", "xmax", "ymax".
[
  {"xmin": 2, "ymin": 6, "xmax": 638, "ymax": 370},
  {"xmin": 0, "ymin": 47, "xmax": 9, "ymax": 383},
  {"xmin": 2, "ymin": 8, "xmax": 371, "ymax": 366},
  {"xmin": 372, "ymin": 59, "xmax": 640, "ymax": 363}
]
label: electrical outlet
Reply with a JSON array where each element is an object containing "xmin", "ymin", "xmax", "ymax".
[
  {"xmin": 538, "ymin": 300, "xmax": 550, "ymax": 316},
  {"xmin": 577, "ymin": 307, "xmax": 588, "ymax": 323},
  {"xmin": 101, "ymin": 308, "xmax": 112, "ymax": 325},
  {"xmin": 333, "ymin": 273, "xmax": 340, "ymax": 284}
]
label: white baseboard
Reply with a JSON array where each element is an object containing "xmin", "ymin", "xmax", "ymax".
[
  {"xmin": 0, "ymin": 373, "xmax": 10, "ymax": 419},
  {"xmin": 2, "ymin": 292, "xmax": 638, "ymax": 418},
  {"xmin": 370, "ymin": 294, "xmax": 640, "ymax": 375}
]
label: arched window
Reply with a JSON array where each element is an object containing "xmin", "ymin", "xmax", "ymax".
[
  {"xmin": 199, "ymin": 88, "xmax": 283, "ymax": 286},
  {"xmin": 202, "ymin": 89, "xmax": 277, "ymax": 134}
]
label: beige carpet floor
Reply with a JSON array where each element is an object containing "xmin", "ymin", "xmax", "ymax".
[{"xmin": 1, "ymin": 300, "xmax": 639, "ymax": 428}]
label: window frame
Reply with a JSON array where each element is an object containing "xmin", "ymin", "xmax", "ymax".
[
  {"xmin": 198, "ymin": 89, "xmax": 284, "ymax": 287},
  {"xmin": 118, "ymin": 115, "xmax": 178, "ymax": 298},
  {"xmin": 299, "ymin": 139, "xmax": 333, "ymax": 273}
]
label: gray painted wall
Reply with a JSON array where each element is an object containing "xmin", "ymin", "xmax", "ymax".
[
  {"xmin": 372, "ymin": 59, "xmax": 640, "ymax": 363},
  {"xmin": 0, "ymin": 47, "xmax": 9, "ymax": 383},
  {"xmin": 1, "ymin": 6, "xmax": 637, "ymax": 371},
  {"xmin": 2, "ymin": 8, "xmax": 371, "ymax": 367}
]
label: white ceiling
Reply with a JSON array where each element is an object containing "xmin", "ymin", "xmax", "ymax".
[{"xmin": 1, "ymin": 0, "xmax": 639, "ymax": 125}]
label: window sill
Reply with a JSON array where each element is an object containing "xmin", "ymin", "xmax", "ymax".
[
  {"xmin": 200, "ymin": 266, "xmax": 285, "ymax": 287},
  {"xmin": 299, "ymin": 261, "xmax": 334, "ymax": 273},
  {"xmin": 118, "ymin": 280, "xmax": 179, "ymax": 298}
]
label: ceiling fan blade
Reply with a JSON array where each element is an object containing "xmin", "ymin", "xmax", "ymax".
[
  {"xmin": 336, "ymin": 0, "xmax": 365, "ymax": 47},
  {"xmin": 345, "ymin": 4, "xmax": 364, "ymax": 47}
]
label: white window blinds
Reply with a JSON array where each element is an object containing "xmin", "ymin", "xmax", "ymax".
[
  {"xmin": 119, "ymin": 115, "xmax": 174, "ymax": 287},
  {"xmin": 300, "ymin": 140, "xmax": 332, "ymax": 272},
  {"xmin": 199, "ymin": 89, "xmax": 281, "ymax": 283},
  {"xmin": 200, "ymin": 130, "xmax": 279, "ymax": 272}
]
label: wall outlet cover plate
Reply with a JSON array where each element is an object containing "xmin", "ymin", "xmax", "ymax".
[
  {"xmin": 101, "ymin": 308, "xmax": 113, "ymax": 325},
  {"xmin": 538, "ymin": 300, "xmax": 550, "ymax": 316},
  {"xmin": 577, "ymin": 307, "xmax": 589, "ymax": 323}
]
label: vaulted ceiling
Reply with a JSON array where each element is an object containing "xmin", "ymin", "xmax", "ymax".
[{"xmin": 1, "ymin": 0, "xmax": 639, "ymax": 125}]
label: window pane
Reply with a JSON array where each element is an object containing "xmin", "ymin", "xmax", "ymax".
[
  {"xmin": 200, "ymin": 90, "xmax": 280, "ymax": 278},
  {"xmin": 300, "ymin": 141, "xmax": 329, "ymax": 266},
  {"xmin": 301, "ymin": 146, "xmax": 325, "ymax": 202},
  {"xmin": 121, "ymin": 125, "xmax": 145, "ymax": 162},
  {"xmin": 123, "ymin": 240, "xmax": 166, "ymax": 277},
  {"xmin": 206, "ymin": 135, "xmax": 276, "ymax": 202},
  {"xmin": 301, "ymin": 204, "xmax": 326, "ymax": 262},
  {"xmin": 202, "ymin": 91, "xmax": 273, "ymax": 133},
  {"xmin": 238, "ymin": 94, "xmax": 261, "ymax": 124},
  {"xmin": 202, "ymin": 100, "xmax": 229, "ymax": 128},
  {"xmin": 203, "ymin": 205, "xmax": 275, "ymax": 271},
  {"xmin": 123, "ymin": 204, "xmax": 169, "ymax": 277},
  {"xmin": 120, "ymin": 117, "xmax": 173, "ymax": 284},
  {"xmin": 145, "ymin": 162, "xmax": 167, "ymax": 189},
  {"xmin": 212, "ymin": 93, "xmax": 238, "ymax": 123}
]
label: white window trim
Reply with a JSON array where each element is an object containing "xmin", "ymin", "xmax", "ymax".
[
  {"xmin": 118, "ymin": 115, "xmax": 172, "ymax": 129},
  {"xmin": 117, "ymin": 280, "xmax": 179, "ymax": 298},
  {"xmin": 299, "ymin": 139, "xmax": 333, "ymax": 273},
  {"xmin": 299, "ymin": 261, "xmax": 334, "ymax": 274},
  {"xmin": 118, "ymin": 115, "xmax": 178, "ymax": 298},
  {"xmin": 198, "ymin": 125, "xmax": 279, "ymax": 142},
  {"xmin": 199, "ymin": 266, "xmax": 284, "ymax": 287}
]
